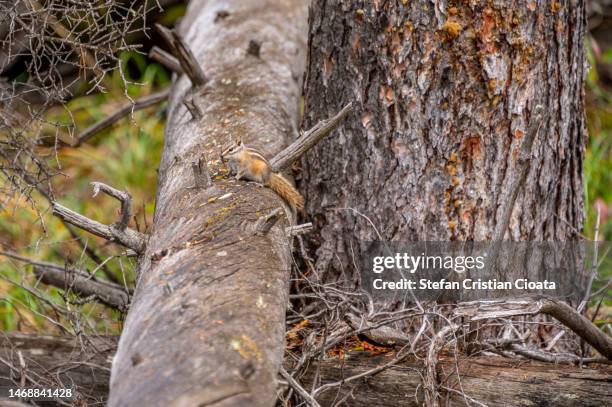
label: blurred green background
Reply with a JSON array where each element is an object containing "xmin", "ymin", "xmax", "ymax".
[{"xmin": 0, "ymin": 51, "xmax": 170, "ymax": 334}]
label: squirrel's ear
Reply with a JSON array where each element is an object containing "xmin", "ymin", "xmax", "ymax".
[{"xmin": 236, "ymin": 137, "xmax": 242, "ymax": 146}]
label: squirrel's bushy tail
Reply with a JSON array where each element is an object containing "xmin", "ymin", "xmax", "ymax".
[{"xmin": 269, "ymin": 173, "xmax": 304, "ymax": 211}]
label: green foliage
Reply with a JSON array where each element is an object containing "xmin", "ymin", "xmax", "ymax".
[
  {"xmin": 585, "ymin": 41, "xmax": 612, "ymax": 242},
  {"xmin": 0, "ymin": 53, "xmax": 170, "ymax": 333}
]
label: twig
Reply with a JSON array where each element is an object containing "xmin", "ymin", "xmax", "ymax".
[
  {"xmin": 312, "ymin": 344, "xmax": 415, "ymax": 398},
  {"xmin": 1, "ymin": 250, "xmax": 68, "ymax": 271},
  {"xmin": 579, "ymin": 207, "xmax": 601, "ymax": 313},
  {"xmin": 17, "ymin": 350, "xmax": 25, "ymax": 388},
  {"xmin": 0, "ymin": 249, "xmax": 127, "ymax": 292},
  {"xmin": 2, "ymin": 171, "xmax": 119, "ymax": 283},
  {"xmin": 270, "ymin": 102, "xmax": 353, "ymax": 172},
  {"xmin": 73, "ymin": 89, "xmax": 169, "ymax": 147},
  {"xmin": 456, "ymin": 296, "xmax": 612, "ymax": 360},
  {"xmin": 508, "ymin": 344, "xmax": 609, "ymax": 364},
  {"xmin": 33, "ymin": 266, "xmax": 129, "ymax": 312},
  {"xmin": 26, "ymin": 0, "xmax": 102, "ymax": 77},
  {"xmin": 545, "ymin": 330, "xmax": 566, "ymax": 352},
  {"xmin": 63, "ymin": 224, "xmax": 119, "ymax": 284},
  {"xmin": 90, "ymin": 182, "xmax": 132, "ymax": 231},
  {"xmin": 410, "ymin": 315, "xmax": 429, "ymax": 354},
  {"xmin": 155, "ymin": 23, "xmax": 208, "ymax": 86},
  {"xmin": 441, "ymin": 386, "xmax": 488, "ymax": 407},
  {"xmin": 52, "ymin": 202, "xmax": 146, "ymax": 253},
  {"xmin": 424, "ymin": 324, "xmax": 457, "ymax": 407},
  {"xmin": 149, "ymin": 46, "xmax": 184, "ymax": 74},
  {"xmin": 279, "ymin": 367, "xmax": 321, "ymax": 407}
]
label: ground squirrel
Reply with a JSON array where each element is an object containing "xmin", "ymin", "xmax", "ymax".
[{"xmin": 220, "ymin": 139, "xmax": 304, "ymax": 211}]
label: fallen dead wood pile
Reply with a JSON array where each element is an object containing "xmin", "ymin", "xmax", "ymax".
[{"xmin": 0, "ymin": 333, "xmax": 609, "ymax": 406}]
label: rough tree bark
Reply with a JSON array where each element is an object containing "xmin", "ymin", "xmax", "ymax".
[
  {"xmin": 302, "ymin": 1, "xmax": 587, "ymax": 275},
  {"xmin": 108, "ymin": 1, "xmax": 307, "ymax": 406}
]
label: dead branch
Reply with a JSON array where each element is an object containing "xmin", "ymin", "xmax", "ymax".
[
  {"xmin": 456, "ymin": 296, "xmax": 612, "ymax": 360},
  {"xmin": 507, "ymin": 344, "xmax": 609, "ymax": 364},
  {"xmin": 424, "ymin": 324, "xmax": 458, "ymax": 407},
  {"xmin": 155, "ymin": 23, "xmax": 208, "ymax": 87},
  {"xmin": 33, "ymin": 266, "xmax": 129, "ymax": 312},
  {"xmin": 311, "ymin": 344, "xmax": 415, "ymax": 399},
  {"xmin": 270, "ymin": 102, "xmax": 353, "ymax": 172},
  {"xmin": 71, "ymin": 89, "xmax": 169, "ymax": 147},
  {"xmin": 52, "ymin": 202, "xmax": 146, "ymax": 253},
  {"xmin": 90, "ymin": 182, "xmax": 132, "ymax": 231},
  {"xmin": 63, "ymin": 223, "xmax": 120, "ymax": 284},
  {"xmin": 279, "ymin": 367, "xmax": 321, "ymax": 407},
  {"xmin": 344, "ymin": 314, "xmax": 410, "ymax": 347},
  {"xmin": 149, "ymin": 46, "xmax": 184, "ymax": 74}
]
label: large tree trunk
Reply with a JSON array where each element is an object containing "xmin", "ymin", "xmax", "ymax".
[
  {"xmin": 302, "ymin": 1, "xmax": 587, "ymax": 276},
  {"xmin": 108, "ymin": 1, "xmax": 307, "ymax": 406}
]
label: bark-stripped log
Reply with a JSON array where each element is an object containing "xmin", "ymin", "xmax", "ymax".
[{"xmin": 108, "ymin": 1, "xmax": 308, "ymax": 406}]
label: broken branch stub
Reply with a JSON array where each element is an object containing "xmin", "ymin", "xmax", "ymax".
[
  {"xmin": 149, "ymin": 46, "xmax": 184, "ymax": 74},
  {"xmin": 270, "ymin": 102, "xmax": 353, "ymax": 172},
  {"xmin": 90, "ymin": 182, "xmax": 132, "ymax": 231},
  {"xmin": 191, "ymin": 157, "xmax": 211, "ymax": 189},
  {"xmin": 155, "ymin": 23, "xmax": 208, "ymax": 87}
]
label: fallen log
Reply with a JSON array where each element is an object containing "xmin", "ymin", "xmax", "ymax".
[
  {"xmin": 299, "ymin": 353, "xmax": 612, "ymax": 407},
  {"xmin": 107, "ymin": 1, "xmax": 308, "ymax": 406},
  {"xmin": 0, "ymin": 333, "xmax": 610, "ymax": 407}
]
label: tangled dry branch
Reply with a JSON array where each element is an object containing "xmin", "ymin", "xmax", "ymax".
[{"xmin": 0, "ymin": 0, "xmax": 164, "ymax": 217}]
